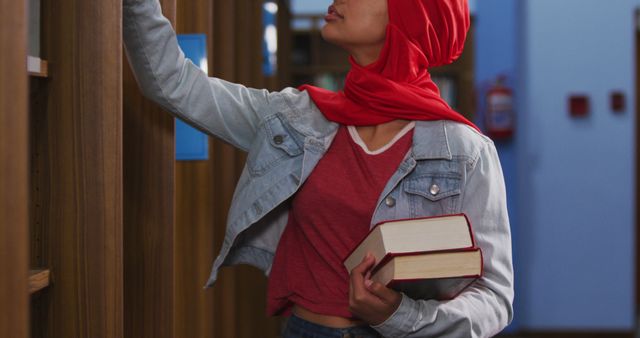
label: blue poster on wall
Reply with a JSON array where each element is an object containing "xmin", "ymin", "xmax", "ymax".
[{"xmin": 176, "ymin": 34, "xmax": 209, "ymax": 161}]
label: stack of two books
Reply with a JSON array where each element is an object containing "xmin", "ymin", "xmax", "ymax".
[{"xmin": 343, "ymin": 214, "xmax": 483, "ymax": 300}]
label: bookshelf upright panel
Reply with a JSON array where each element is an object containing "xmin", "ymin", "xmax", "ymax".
[
  {"xmin": 30, "ymin": 0, "xmax": 124, "ymax": 336},
  {"xmin": 174, "ymin": 1, "xmax": 216, "ymax": 337},
  {"xmin": 0, "ymin": 0, "xmax": 30, "ymax": 336},
  {"xmin": 122, "ymin": 0, "xmax": 176, "ymax": 337}
]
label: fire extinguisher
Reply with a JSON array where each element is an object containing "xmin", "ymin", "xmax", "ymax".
[{"xmin": 485, "ymin": 75, "xmax": 515, "ymax": 140}]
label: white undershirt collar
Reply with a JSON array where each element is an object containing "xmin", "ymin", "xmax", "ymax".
[{"xmin": 346, "ymin": 121, "xmax": 416, "ymax": 155}]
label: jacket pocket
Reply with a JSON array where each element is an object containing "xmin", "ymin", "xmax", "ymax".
[
  {"xmin": 247, "ymin": 114, "xmax": 303, "ymax": 177},
  {"xmin": 403, "ymin": 173, "xmax": 462, "ymax": 215}
]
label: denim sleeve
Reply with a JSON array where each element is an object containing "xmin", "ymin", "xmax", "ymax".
[
  {"xmin": 371, "ymin": 141, "xmax": 514, "ymax": 338},
  {"xmin": 123, "ymin": 0, "xmax": 284, "ymax": 152}
]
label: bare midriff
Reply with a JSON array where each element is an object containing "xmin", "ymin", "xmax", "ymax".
[{"xmin": 292, "ymin": 304, "xmax": 367, "ymax": 328}]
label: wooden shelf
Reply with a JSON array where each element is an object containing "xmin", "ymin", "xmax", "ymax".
[
  {"xmin": 27, "ymin": 56, "xmax": 48, "ymax": 78},
  {"xmin": 29, "ymin": 269, "xmax": 50, "ymax": 294}
]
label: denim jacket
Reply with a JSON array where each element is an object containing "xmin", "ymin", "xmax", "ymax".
[{"xmin": 123, "ymin": 1, "xmax": 514, "ymax": 337}]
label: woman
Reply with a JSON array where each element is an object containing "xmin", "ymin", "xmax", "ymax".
[{"xmin": 123, "ymin": 0, "xmax": 514, "ymax": 337}]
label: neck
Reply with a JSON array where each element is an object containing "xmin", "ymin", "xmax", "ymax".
[{"xmin": 348, "ymin": 43, "xmax": 384, "ymax": 67}]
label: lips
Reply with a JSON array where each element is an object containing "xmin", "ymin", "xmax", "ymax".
[{"xmin": 328, "ymin": 5, "xmax": 344, "ymax": 18}]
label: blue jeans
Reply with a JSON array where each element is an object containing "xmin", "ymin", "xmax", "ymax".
[{"xmin": 282, "ymin": 314, "xmax": 383, "ymax": 338}]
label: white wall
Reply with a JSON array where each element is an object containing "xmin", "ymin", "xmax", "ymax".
[{"xmin": 516, "ymin": 0, "xmax": 638, "ymax": 329}]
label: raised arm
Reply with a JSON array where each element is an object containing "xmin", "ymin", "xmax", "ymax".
[
  {"xmin": 123, "ymin": 0, "xmax": 285, "ymax": 151},
  {"xmin": 371, "ymin": 141, "xmax": 514, "ymax": 338}
]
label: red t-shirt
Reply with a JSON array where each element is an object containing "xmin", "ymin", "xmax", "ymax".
[{"xmin": 266, "ymin": 123, "xmax": 414, "ymax": 318}]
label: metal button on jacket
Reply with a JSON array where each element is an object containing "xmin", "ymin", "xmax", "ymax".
[
  {"xmin": 273, "ymin": 134, "xmax": 284, "ymax": 145},
  {"xmin": 429, "ymin": 184, "xmax": 440, "ymax": 196},
  {"xmin": 385, "ymin": 196, "xmax": 396, "ymax": 207}
]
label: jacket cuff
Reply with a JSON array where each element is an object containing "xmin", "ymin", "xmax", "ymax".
[{"xmin": 370, "ymin": 292, "xmax": 419, "ymax": 337}]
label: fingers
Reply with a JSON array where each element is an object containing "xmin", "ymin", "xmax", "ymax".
[
  {"xmin": 351, "ymin": 253, "xmax": 401, "ymax": 306},
  {"xmin": 366, "ymin": 280, "xmax": 400, "ymax": 305},
  {"xmin": 349, "ymin": 253, "xmax": 378, "ymax": 306},
  {"xmin": 351, "ymin": 252, "xmax": 376, "ymax": 275},
  {"xmin": 348, "ymin": 253, "xmax": 402, "ymax": 325},
  {"xmin": 350, "ymin": 252, "xmax": 376, "ymax": 295}
]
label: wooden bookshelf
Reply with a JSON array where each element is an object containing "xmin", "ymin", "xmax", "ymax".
[
  {"xmin": 26, "ymin": 0, "xmax": 124, "ymax": 337},
  {"xmin": 1, "ymin": 0, "xmax": 29, "ymax": 337},
  {"xmin": 4, "ymin": 0, "xmax": 292, "ymax": 337},
  {"xmin": 291, "ymin": 26, "xmax": 349, "ymax": 77},
  {"xmin": 28, "ymin": 269, "xmax": 50, "ymax": 294},
  {"xmin": 429, "ymin": 19, "xmax": 476, "ymax": 120}
]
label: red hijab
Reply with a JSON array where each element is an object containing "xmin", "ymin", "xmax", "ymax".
[{"xmin": 298, "ymin": 0, "xmax": 479, "ymax": 131}]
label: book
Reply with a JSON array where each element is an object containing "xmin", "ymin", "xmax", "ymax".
[
  {"xmin": 372, "ymin": 249, "xmax": 482, "ymax": 300},
  {"xmin": 343, "ymin": 213, "xmax": 483, "ymax": 300},
  {"xmin": 344, "ymin": 214, "xmax": 476, "ymax": 272}
]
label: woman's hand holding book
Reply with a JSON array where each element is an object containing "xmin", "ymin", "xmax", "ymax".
[{"xmin": 348, "ymin": 252, "xmax": 402, "ymax": 326}]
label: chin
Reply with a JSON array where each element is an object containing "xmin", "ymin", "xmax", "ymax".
[
  {"xmin": 319, "ymin": 25, "xmax": 333, "ymax": 42},
  {"xmin": 320, "ymin": 25, "xmax": 345, "ymax": 49}
]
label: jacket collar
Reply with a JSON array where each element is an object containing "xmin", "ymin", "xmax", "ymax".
[{"xmin": 411, "ymin": 120, "xmax": 453, "ymax": 160}]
